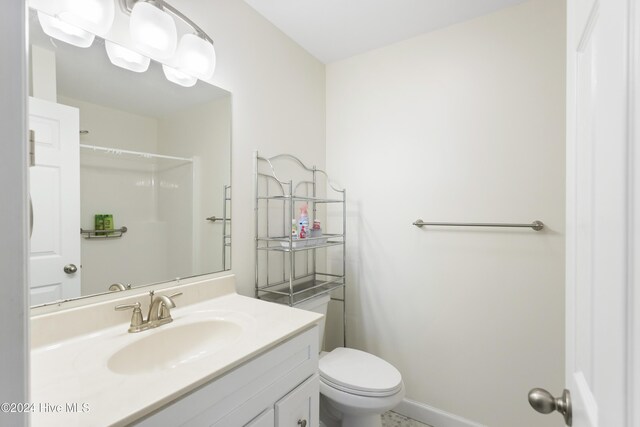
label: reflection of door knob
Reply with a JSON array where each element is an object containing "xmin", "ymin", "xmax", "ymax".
[
  {"xmin": 63, "ymin": 264, "xmax": 78, "ymax": 274},
  {"xmin": 528, "ymin": 388, "xmax": 572, "ymax": 426}
]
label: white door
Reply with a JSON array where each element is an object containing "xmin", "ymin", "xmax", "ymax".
[
  {"xmin": 29, "ymin": 97, "xmax": 81, "ymax": 305},
  {"xmin": 534, "ymin": 0, "xmax": 637, "ymax": 426}
]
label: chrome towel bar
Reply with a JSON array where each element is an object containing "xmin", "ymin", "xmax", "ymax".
[
  {"xmin": 206, "ymin": 216, "xmax": 231, "ymax": 222},
  {"xmin": 413, "ymin": 219, "xmax": 544, "ymax": 231}
]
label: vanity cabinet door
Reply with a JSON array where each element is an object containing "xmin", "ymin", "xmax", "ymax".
[
  {"xmin": 245, "ymin": 409, "xmax": 275, "ymax": 427},
  {"xmin": 275, "ymin": 374, "xmax": 319, "ymax": 427}
]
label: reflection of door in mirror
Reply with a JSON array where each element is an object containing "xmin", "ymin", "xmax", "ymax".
[{"xmin": 29, "ymin": 97, "xmax": 81, "ymax": 305}]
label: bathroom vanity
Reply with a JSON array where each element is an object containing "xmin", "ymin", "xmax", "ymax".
[{"xmin": 30, "ymin": 274, "xmax": 322, "ymax": 426}]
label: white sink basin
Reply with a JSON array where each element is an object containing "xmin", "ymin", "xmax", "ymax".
[{"xmin": 108, "ymin": 320, "xmax": 243, "ymax": 375}]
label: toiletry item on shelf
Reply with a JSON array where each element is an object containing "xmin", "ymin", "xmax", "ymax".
[
  {"xmin": 298, "ymin": 204, "xmax": 309, "ymax": 238},
  {"xmin": 103, "ymin": 214, "xmax": 114, "ymax": 235},
  {"xmin": 280, "ymin": 220, "xmax": 304, "ymax": 248},
  {"xmin": 95, "ymin": 214, "xmax": 104, "ymax": 235},
  {"xmin": 310, "ymin": 220, "xmax": 322, "ymax": 238}
]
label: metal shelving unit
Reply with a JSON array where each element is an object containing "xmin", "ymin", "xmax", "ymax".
[{"xmin": 254, "ymin": 152, "xmax": 346, "ymax": 346}]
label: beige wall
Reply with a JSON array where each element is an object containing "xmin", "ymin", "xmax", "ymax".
[
  {"xmin": 171, "ymin": 0, "xmax": 327, "ymax": 297},
  {"xmin": 325, "ymin": 0, "xmax": 566, "ymax": 426}
]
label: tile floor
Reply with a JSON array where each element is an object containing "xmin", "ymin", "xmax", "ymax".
[{"xmin": 381, "ymin": 411, "xmax": 433, "ymax": 427}]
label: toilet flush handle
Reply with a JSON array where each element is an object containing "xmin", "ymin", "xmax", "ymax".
[{"xmin": 297, "ymin": 420, "xmax": 307, "ymax": 427}]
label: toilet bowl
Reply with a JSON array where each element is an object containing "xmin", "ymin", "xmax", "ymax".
[{"xmin": 296, "ymin": 294, "xmax": 405, "ymax": 427}]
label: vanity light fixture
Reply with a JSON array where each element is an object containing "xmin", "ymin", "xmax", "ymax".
[
  {"xmin": 34, "ymin": 0, "xmax": 217, "ymax": 86},
  {"xmin": 122, "ymin": 0, "xmax": 216, "ymax": 83},
  {"xmin": 174, "ymin": 33, "xmax": 217, "ymax": 80},
  {"xmin": 129, "ymin": 1, "xmax": 177, "ymax": 60},
  {"xmin": 105, "ymin": 40, "xmax": 151, "ymax": 73},
  {"xmin": 58, "ymin": 0, "xmax": 116, "ymax": 37},
  {"xmin": 162, "ymin": 64, "xmax": 197, "ymax": 87},
  {"xmin": 37, "ymin": 10, "xmax": 96, "ymax": 48}
]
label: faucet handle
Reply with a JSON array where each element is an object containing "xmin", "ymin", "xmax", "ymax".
[
  {"xmin": 115, "ymin": 302, "xmax": 145, "ymax": 332},
  {"xmin": 115, "ymin": 302, "xmax": 140, "ymax": 311}
]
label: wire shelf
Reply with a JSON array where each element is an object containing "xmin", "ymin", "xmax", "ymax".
[{"xmin": 255, "ymin": 151, "xmax": 347, "ymax": 347}]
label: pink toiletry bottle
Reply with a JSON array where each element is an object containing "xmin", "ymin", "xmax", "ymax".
[{"xmin": 298, "ymin": 204, "xmax": 309, "ymax": 238}]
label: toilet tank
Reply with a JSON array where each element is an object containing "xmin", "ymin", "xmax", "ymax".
[{"xmin": 295, "ymin": 292, "xmax": 331, "ymax": 351}]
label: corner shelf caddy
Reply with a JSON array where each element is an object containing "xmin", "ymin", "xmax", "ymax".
[{"xmin": 254, "ymin": 152, "xmax": 346, "ymax": 346}]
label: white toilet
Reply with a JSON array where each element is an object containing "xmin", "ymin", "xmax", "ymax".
[{"xmin": 297, "ymin": 293, "xmax": 405, "ymax": 427}]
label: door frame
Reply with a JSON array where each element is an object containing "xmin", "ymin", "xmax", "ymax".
[
  {"xmin": 0, "ymin": 1, "xmax": 29, "ymax": 427},
  {"xmin": 630, "ymin": 1, "xmax": 640, "ymax": 424}
]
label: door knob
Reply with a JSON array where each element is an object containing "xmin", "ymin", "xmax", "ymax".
[
  {"xmin": 63, "ymin": 264, "xmax": 78, "ymax": 274},
  {"xmin": 528, "ymin": 388, "xmax": 572, "ymax": 426}
]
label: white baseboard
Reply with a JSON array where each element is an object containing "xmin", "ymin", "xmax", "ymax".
[{"xmin": 394, "ymin": 398, "xmax": 486, "ymax": 427}]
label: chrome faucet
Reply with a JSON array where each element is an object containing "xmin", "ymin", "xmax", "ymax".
[
  {"xmin": 115, "ymin": 290, "xmax": 182, "ymax": 333},
  {"xmin": 147, "ymin": 291, "xmax": 178, "ymax": 324}
]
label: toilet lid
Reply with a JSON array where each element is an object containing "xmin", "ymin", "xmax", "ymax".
[{"xmin": 319, "ymin": 348, "xmax": 403, "ymax": 397}]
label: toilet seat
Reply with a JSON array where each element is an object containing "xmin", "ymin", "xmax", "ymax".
[{"xmin": 319, "ymin": 348, "xmax": 403, "ymax": 398}]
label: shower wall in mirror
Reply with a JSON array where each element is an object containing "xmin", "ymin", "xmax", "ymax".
[{"xmin": 28, "ymin": 10, "xmax": 231, "ymax": 306}]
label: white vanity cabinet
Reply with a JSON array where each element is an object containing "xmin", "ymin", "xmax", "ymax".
[
  {"xmin": 134, "ymin": 326, "xmax": 319, "ymax": 427},
  {"xmin": 245, "ymin": 374, "xmax": 318, "ymax": 427},
  {"xmin": 273, "ymin": 374, "xmax": 318, "ymax": 427}
]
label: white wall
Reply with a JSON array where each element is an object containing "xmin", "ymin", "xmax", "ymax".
[
  {"xmin": 171, "ymin": 0, "xmax": 327, "ymax": 297},
  {"xmin": 325, "ymin": 0, "xmax": 566, "ymax": 426}
]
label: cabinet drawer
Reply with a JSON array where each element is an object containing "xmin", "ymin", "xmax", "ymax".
[{"xmin": 275, "ymin": 374, "xmax": 319, "ymax": 427}]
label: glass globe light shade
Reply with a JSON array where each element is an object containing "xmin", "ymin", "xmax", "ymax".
[
  {"xmin": 105, "ymin": 40, "xmax": 150, "ymax": 73},
  {"xmin": 58, "ymin": 0, "xmax": 115, "ymax": 37},
  {"xmin": 162, "ymin": 64, "xmax": 197, "ymax": 87},
  {"xmin": 175, "ymin": 34, "xmax": 216, "ymax": 80},
  {"xmin": 37, "ymin": 11, "xmax": 95, "ymax": 48},
  {"xmin": 130, "ymin": 2, "xmax": 177, "ymax": 60}
]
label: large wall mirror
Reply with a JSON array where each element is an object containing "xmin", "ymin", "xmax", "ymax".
[{"xmin": 28, "ymin": 9, "xmax": 232, "ymax": 307}]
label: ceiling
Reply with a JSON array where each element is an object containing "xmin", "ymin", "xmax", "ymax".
[{"xmin": 243, "ymin": 0, "xmax": 529, "ymax": 63}]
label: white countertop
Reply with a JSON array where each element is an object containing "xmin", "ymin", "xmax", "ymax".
[{"xmin": 30, "ymin": 275, "xmax": 322, "ymax": 426}]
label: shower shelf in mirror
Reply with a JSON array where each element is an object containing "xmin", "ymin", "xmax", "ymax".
[
  {"xmin": 80, "ymin": 226, "xmax": 128, "ymax": 239},
  {"xmin": 255, "ymin": 151, "xmax": 347, "ymax": 346}
]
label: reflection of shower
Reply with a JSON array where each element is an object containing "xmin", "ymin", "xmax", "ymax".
[
  {"xmin": 80, "ymin": 143, "xmax": 193, "ymax": 163},
  {"xmin": 223, "ymin": 184, "xmax": 231, "ymax": 270},
  {"xmin": 79, "ymin": 143, "xmax": 194, "ymax": 295},
  {"xmin": 204, "ymin": 184, "xmax": 231, "ymax": 271}
]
